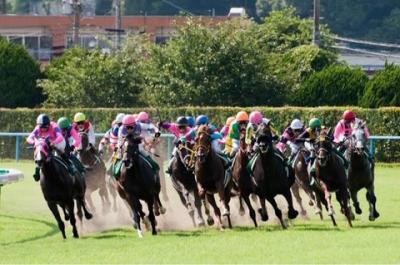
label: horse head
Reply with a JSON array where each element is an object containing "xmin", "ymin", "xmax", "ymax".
[
  {"xmin": 34, "ymin": 138, "xmax": 51, "ymax": 167},
  {"xmin": 125, "ymin": 133, "xmax": 141, "ymax": 160},
  {"xmin": 195, "ymin": 125, "xmax": 211, "ymax": 164},
  {"xmin": 176, "ymin": 137, "xmax": 194, "ymax": 170},
  {"xmin": 79, "ymin": 132, "xmax": 89, "ymax": 150},
  {"xmin": 255, "ymin": 124, "xmax": 273, "ymax": 154},
  {"xmin": 316, "ymin": 134, "xmax": 332, "ymax": 167},
  {"xmin": 350, "ymin": 121, "xmax": 367, "ymax": 156}
]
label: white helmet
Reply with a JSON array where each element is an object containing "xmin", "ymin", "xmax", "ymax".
[
  {"xmin": 290, "ymin": 119, "xmax": 303, "ymax": 130},
  {"xmin": 262, "ymin": 118, "xmax": 271, "ymax": 125},
  {"xmin": 115, "ymin": 113, "xmax": 125, "ymax": 124}
]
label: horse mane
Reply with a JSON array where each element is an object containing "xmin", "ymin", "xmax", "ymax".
[{"xmin": 196, "ymin": 125, "xmax": 209, "ymax": 137}]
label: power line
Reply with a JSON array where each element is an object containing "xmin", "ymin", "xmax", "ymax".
[
  {"xmin": 159, "ymin": 0, "xmax": 194, "ymax": 16},
  {"xmin": 333, "ymin": 45, "xmax": 400, "ymax": 59},
  {"xmin": 333, "ymin": 36, "xmax": 400, "ymax": 49}
]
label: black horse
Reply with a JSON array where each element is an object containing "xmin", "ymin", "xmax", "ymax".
[
  {"xmin": 116, "ymin": 134, "xmax": 164, "ymax": 237},
  {"xmin": 34, "ymin": 138, "xmax": 92, "ymax": 239},
  {"xmin": 346, "ymin": 122, "xmax": 379, "ymax": 221},
  {"xmin": 252, "ymin": 124, "xmax": 298, "ymax": 229},
  {"xmin": 170, "ymin": 139, "xmax": 206, "ymax": 227}
]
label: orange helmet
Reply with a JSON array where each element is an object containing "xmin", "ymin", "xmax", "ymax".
[
  {"xmin": 236, "ymin": 111, "xmax": 249, "ymax": 122},
  {"xmin": 225, "ymin": 116, "xmax": 235, "ymax": 126}
]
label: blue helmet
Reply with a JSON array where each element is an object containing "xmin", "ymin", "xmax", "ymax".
[
  {"xmin": 36, "ymin": 114, "xmax": 50, "ymax": 128},
  {"xmin": 195, "ymin": 115, "xmax": 208, "ymax": 126},
  {"xmin": 186, "ymin": 116, "xmax": 195, "ymax": 127}
]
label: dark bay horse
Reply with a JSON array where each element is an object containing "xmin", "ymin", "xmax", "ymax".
[
  {"xmin": 346, "ymin": 122, "xmax": 379, "ymax": 221},
  {"xmin": 34, "ymin": 139, "xmax": 92, "ymax": 239},
  {"xmin": 194, "ymin": 125, "xmax": 233, "ymax": 230},
  {"xmin": 170, "ymin": 139, "xmax": 206, "ymax": 227},
  {"xmin": 252, "ymin": 124, "xmax": 298, "ymax": 229},
  {"xmin": 314, "ymin": 133, "xmax": 353, "ymax": 227},
  {"xmin": 116, "ymin": 134, "xmax": 164, "ymax": 237},
  {"xmin": 231, "ymin": 135, "xmax": 258, "ymax": 227},
  {"xmin": 78, "ymin": 132, "xmax": 111, "ymax": 213}
]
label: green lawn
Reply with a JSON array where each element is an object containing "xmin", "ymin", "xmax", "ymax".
[{"xmin": 0, "ymin": 161, "xmax": 399, "ymax": 264}]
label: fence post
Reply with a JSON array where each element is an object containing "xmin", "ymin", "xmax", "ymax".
[
  {"xmin": 15, "ymin": 135, "xmax": 20, "ymax": 162},
  {"xmin": 369, "ymin": 139, "xmax": 375, "ymax": 159}
]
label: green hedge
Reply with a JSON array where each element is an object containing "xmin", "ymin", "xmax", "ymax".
[{"xmin": 1, "ymin": 107, "xmax": 400, "ymax": 162}]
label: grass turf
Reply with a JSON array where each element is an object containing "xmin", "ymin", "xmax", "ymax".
[{"xmin": 0, "ymin": 161, "xmax": 399, "ymax": 264}]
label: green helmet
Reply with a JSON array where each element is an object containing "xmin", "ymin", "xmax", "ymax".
[
  {"xmin": 57, "ymin": 117, "xmax": 71, "ymax": 129},
  {"xmin": 309, "ymin": 118, "xmax": 321, "ymax": 130}
]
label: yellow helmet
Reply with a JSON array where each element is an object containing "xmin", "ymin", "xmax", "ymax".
[{"xmin": 74, "ymin": 112, "xmax": 86, "ymax": 123}]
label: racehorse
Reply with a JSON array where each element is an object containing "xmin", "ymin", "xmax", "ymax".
[
  {"xmin": 116, "ymin": 133, "xmax": 164, "ymax": 237},
  {"xmin": 346, "ymin": 121, "xmax": 379, "ymax": 221},
  {"xmin": 34, "ymin": 138, "xmax": 92, "ymax": 239},
  {"xmin": 194, "ymin": 125, "xmax": 233, "ymax": 230},
  {"xmin": 78, "ymin": 132, "xmax": 111, "ymax": 213},
  {"xmin": 252, "ymin": 124, "xmax": 298, "ymax": 229},
  {"xmin": 292, "ymin": 146, "xmax": 323, "ymax": 219},
  {"xmin": 314, "ymin": 131, "xmax": 353, "ymax": 227},
  {"xmin": 170, "ymin": 139, "xmax": 207, "ymax": 227},
  {"xmin": 231, "ymin": 135, "xmax": 258, "ymax": 227}
]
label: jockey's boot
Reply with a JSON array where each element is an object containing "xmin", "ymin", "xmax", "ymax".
[
  {"xmin": 61, "ymin": 153, "xmax": 75, "ymax": 175},
  {"xmin": 33, "ymin": 166, "xmax": 40, "ymax": 182},
  {"xmin": 165, "ymin": 157, "xmax": 174, "ymax": 175}
]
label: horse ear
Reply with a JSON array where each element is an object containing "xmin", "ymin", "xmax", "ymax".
[{"xmin": 327, "ymin": 127, "xmax": 333, "ymax": 139}]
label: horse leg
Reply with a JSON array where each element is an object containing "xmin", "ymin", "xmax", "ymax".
[
  {"xmin": 206, "ymin": 193, "xmax": 223, "ymax": 230},
  {"xmin": 366, "ymin": 184, "xmax": 380, "ymax": 221},
  {"xmin": 238, "ymin": 195, "xmax": 245, "ymax": 216},
  {"xmin": 159, "ymin": 170, "xmax": 169, "ymax": 202},
  {"xmin": 291, "ymin": 182, "xmax": 306, "ymax": 217},
  {"xmin": 156, "ymin": 194, "xmax": 166, "ymax": 215},
  {"xmin": 128, "ymin": 197, "xmax": 144, "ymax": 238},
  {"xmin": 266, "ymin": 195, "xmax": 286, "ymax": 229},
  {"xmin": 319, "ymin": 180, "xmax": 334, "ymax": 216},
  {"xmin": 201, "ymin": 195, "xmax": 214, "ymax": 226},
  {"xmin": 66, "ymin": 200, "xmax": 79, "ymax": 238},
  {"xmin": 75, "ymin": 198, "xmax": 83, "ymax": 222},
  {"xmin": 85, "ymin": 190, "xmax": 96, "ymax": 214},
  {"xmin": 336, "ymin": 189, "xmax": 353, "ymax": 227},
  {"xmin": 108, "ymin": 178, "xmax": 119, "ymax": 212},
  {"xmin": 61, "ymin": 204, "xmax": 70, "ymax": 221},
  {"xmin": 350, "ymin": 189, "xmax": 362, "ymax": 215},
  {"xmin": 193, "ymin": 190, "xmax": 205, "ymax": 226},
  {"xmin": 257, "ymin": 194, "xmax": 269, "ymax": 222},
  {"xmin": 99, "ymin": 180, "xmax": 111, "ymax": 214},
  {"xmin": 242, "ymin": 194, "xmax": 257, "ymax": 227},
  {"xmin": 47, "ymin": 202, "xmax": 66, "ymax": 239},
  {"xmin": 146, "ymin": 198, "xmax": 157, "ymax": 235},
  {"xmin": 183, "ymin": 189, "xmax": 196, "ymax": 227},
  {"xmin": 283, "ymin": 189, "xmax": 299, "ymax": 220},
  {"xmin": 80, "ymin": 195, "xmax": 93, "ymax": 220}
]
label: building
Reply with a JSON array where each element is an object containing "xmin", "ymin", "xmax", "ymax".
[{"xmin": 0, "ymin": 15, "xmax": 226, "ymax": 61}]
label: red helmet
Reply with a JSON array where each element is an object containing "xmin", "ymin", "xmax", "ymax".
[{"xmin": 343, "ymin": 110, "xmax": 356, "ymax": 122}]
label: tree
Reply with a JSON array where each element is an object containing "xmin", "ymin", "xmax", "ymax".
[
  {"xmin": 361, "ymin": 64, "xmax": 400, "ymax": 108},
  {"xmin": 294, "ymin": 65, "xmax": 368, "ymax": 106},
  {"xmin": 39, "ymin": 37, "xmax": 146, "ymax": 107},
  {"xmin": 0, "ymin": 37, "xmax": 42, "ymax": 108},
  {"xmin": 142, "ymin": 18, "xmax": 285, "ymax": 107}
]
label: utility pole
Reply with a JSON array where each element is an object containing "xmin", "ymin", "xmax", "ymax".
[
  {"xmin": 312, "ymin": 0, "xmax": 321, "ymax": 47},
  {"xmin": 115, "ymin": 0, "xmax": 121, "ymax": 49},
  {"xmin": 72, "ymin": 0, "xmax": 81, "ymax": 46}
]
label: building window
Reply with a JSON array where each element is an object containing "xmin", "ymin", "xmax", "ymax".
[
  {"xmin": 1, "ymin": 35, "xmax": 52, "ymax": 61},
  {"xmin": 155, "ymin": 27, "xmax": 175, "ymax": 45}
]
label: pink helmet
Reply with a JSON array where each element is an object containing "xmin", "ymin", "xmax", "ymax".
[
  {"xmin": 249, "ymin": 111, "xmax": 263, "ymax": 125},
  {"xmin": 137, "ymin": 111, "xmax": 149, "ymax": 122},
  {"xmin": 122, "ymin": 115, "xmax": 136, "ymax": 126}
]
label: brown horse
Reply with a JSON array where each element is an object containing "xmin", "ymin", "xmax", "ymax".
[
  {"xmin": 252, "ymin": 124, "xmax": 298, "ymax": 229},
  {"xmin": 116, "ymin": 134, "xmax": 163, "ymax": 237},
  {"xmin": 231, "ymin": 135, "xmax": 258, "ymax": 227},
  {"xmin": 194, "ymin": 125, "xmax": 233, "ymax": 229},
  {"xmin": 170, "ymin": 139, "xmax": 207, "ymax": 227},
  {"xmin": 292, "ymin": 147, "xmax": 323, "ymax": 219},
  {"xmin": 78, "ymin": 132, "xmax": 111, "ymax": 213},
  {"xmin": 346, "ymin": 122, "xmax": 379, "ymax": 221},
  {"xmin": 34, "ymin": 138, "xmax": 92, "ymax": 239},
  {"xmin": 314, "ymin": 133, "xmax": 353, "ymax": 227}
]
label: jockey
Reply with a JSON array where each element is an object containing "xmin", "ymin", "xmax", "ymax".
[
  {"xmin": 186, "ymin": 116, "xmax": 195, "ymax": 128},
  {"xmin": 276, "ymin": 118, "xmax": 305, "ymax": 162},
  {"xmin": 159, "ymin": 116, "xmax": 192, "ymax": 174},
  {"xmin": 224, "ymin": 111, "xmax": 249, "ymax": 157},
  {"xmin": 72, "ymin": 112, "xmax": 96, "ymax": 153},
  {"xmin": 98, "ymin": 113, "xmax": 124, "ymax": 155},
  {"xmin": 116, "ymin": 114, "xmax": 160, "ymax": 176},
  {"xmin": 221, "ymin": 116, "xmax": 235, "ymax": 141},
  {"xmin": 245, "ymin": 111, "xmax": 263, "ymax": 153},
  {"xmin": 334, "ymin": 109, "xmax": 372, "ymax": 163},
  {"xmin": 27, "ymin": 114, "xmax": 69, "ymax": 181},
  {"xmin": 185, "ymin": 115, "xmax": 223, "ymax": 153},
  {"xmin": 57, "ymin": 117, "xmax": 85, "ymax": 174}
]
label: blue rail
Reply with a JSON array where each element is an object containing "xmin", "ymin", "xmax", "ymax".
[
  {"xmin": 0, "ymin": 132, "xmax": 175, "ymax": 162},
  {"xmin": 369, "ymin": 135, "xmax": 400, "ymax": 159}
]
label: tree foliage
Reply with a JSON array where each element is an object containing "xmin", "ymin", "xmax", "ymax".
[
  {"xmin": 39, "ymin": 37, "xmax": 146, "ymax": 107},
  {"xmin": 295, "ymin": 65, "xmax": 368, "ymax": 107},
  {"xmin": 0, "ymin": 37, "xmax": 42, "ymax": 108},
  {"xmin": 361, "ymin": 64, "xmax": 400, "ymax": 108}
]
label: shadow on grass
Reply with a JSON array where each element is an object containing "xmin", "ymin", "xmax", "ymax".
[
  {"xmin": 0, "ymin": 214, "xmax": 59, "ymax": 246},
  {"xmin": 84, "ymin": 228, "xmax": 134, "ymax": 240}
]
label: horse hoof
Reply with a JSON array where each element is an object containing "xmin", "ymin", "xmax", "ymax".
[
  {"xmin": 369, "ymin": 215, "xmax": 375, "ymax": 221},
  {"xmin": 301, "ymin": 210, "xmax": 307, "ymax": 217},
  {"xmin": 197, "ymin": 219, "xmax": 205, "ymax": 227},
  {"xmin": 355, "ymin": 208, "xmax": 362, "ymax": 215},
  {"xmin": 374, "ymin": 211, "xmax": 380, "ymax": 219},
  {"xmin": 137, "ymin": 230, "xmax": 144, "ymax": 238},
  {"xmin": 154, "ymin": 209, "xmax": 160, "ymax": 216},
  {"xmin": 207, "ymin": 217, "xmax": 214, "ymax": 226},
  {"xmin": 222, "ymin": 209, "xmax": 230, "ymax": 217},
  {"xmin": 288, "ymin": 210, "xmax": 299, "ymax": 220},
  {"xmin": 160, "ymin": 206, "xmax": 167, "ymax": 215},
  {"xmin": 308, "ymin": 200, "xmax": 314, "ymax": 206},
  {"xmin": 188, "ymin": 208, "xmax": 195, "ymax": 217},
  {"xmin": 328, "ymin": 208, "xmax": 335, "ymax": 216}
]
